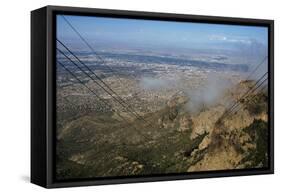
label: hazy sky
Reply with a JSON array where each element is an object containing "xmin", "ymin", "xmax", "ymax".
[{"xmin": 57, "ymin": 14, "xmax": 268, "ymax": 53}]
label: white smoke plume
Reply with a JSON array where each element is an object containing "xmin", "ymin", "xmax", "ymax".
[{"xmin": 185, "ymin": 73, "xmax": 233, "ymax": 114}]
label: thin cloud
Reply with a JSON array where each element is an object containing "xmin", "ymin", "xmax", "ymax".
[{"xmin": 209, "ymin": 35, "xmax": 252, "ymax": 44}]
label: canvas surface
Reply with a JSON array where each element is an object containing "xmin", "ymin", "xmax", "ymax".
[{"xmin": 55, "ymin": 14, "xmax": 269, "ymax": 180}]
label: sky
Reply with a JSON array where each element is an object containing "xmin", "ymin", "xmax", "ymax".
[{"xmin": 56, "ymin": 14, "xmax": 268, "ymax": 55}]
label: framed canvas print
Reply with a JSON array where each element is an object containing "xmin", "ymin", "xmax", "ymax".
[{"xmin": 31, "ymin": 5, "xmax": 274, "ymax": 188}]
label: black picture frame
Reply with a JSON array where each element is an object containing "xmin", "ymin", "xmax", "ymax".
[{"xmin": 31, "ymin": 5, "xmax": 274, "ymax": 188}]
